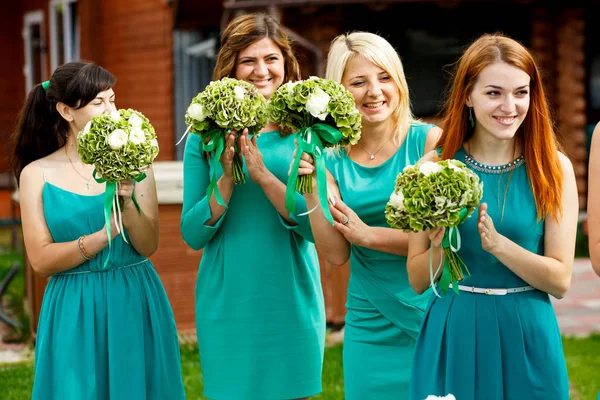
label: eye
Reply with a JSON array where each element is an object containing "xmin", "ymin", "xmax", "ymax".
[
  {"xmin": 486, "ymin": 91, "xmax": 500, "ymax": 96},
  {"xmin": 267, "ymin": 56, "xmax": 279, "ymax": 62},
  {"xmin": 380, "ymin": 75, "xmax": 391, "ymax": 82},
  {"xmin": 516, "ymin": 90, "xmax": 529, "ymax": 97},
  {"xmin": 240, "ymin": 59, "xmax": 253, "ymax": 64},
  {"xmin": 350, "ymin": 80, "xmax": 364, "ymax": 87}
]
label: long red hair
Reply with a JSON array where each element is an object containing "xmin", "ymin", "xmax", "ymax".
[{"xmin": 436, "ymin": 33, "xmax": 563, "ymax": 220}]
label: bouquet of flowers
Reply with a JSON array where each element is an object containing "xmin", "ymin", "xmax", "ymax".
[
  {"xmin": 78, "ymin": 108, "xmax": 159, "ymax": 267},
  {"xmin": 267, "ymin": 77, "xmax": 362, "ymax": 224},
  {"xmin": 385, "ymin": 159, "xmax": 483, "ymax": 295},
  {"xmin": 183, "ymin": 77, "xmax": 268, "ymax": 204}
]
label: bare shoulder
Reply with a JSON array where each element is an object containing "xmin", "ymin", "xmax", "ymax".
[
  {"xmin": 424, "ymin": 125, "xmax": 442, "ymax": 153},
  {"xmin": 557, "ymin": 151, "xmax": 574, "ymax": 173}
]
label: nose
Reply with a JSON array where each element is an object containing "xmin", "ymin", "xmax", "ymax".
[
  {"xmin": 367, "ymin": 81, "xmax": 382, "ymax": 97},
  {"xmin": 254, "ymin": 60, "xmax": 268, "ymax": 77},
  {"xmin": 500, "ymin": 95, "xmax": 516, "ymax": 113},
  {"xmin": 105, "ymin": 101, "xmax": 117, "ymax": 113}
]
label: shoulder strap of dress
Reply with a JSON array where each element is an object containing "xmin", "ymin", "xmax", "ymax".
[{"xmin": 36, "ymin": 160, "xmax": 47, "ymax": 182}]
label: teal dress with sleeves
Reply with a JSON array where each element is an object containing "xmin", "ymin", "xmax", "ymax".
[
  {"xmin": 180, "ymin": 131, "xmax": 326, "ymax": 400},
  {"xmin": 31, "ymin": 181, "xmax": 185, "ymax": 400},
  {"xmin": 325, "ymin": 122, "xmax": 435, "ymax": 399},
  {"xmin": 409, "ymin": 147, "xmax": 569, "ymax": 400}
]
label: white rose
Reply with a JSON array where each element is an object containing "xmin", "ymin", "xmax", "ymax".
[
  {"xmin": 233, "ymin": 86, "xmax": 245, "ymax": 101},
  {"xmin": 107, "ymin": 129, "xmax": 128, "ymax": 150},
  {"xmin": 150, "ymin": 138, "xmax": 159, "ymax": 149},
  {"xmin": 306, "ymin": 87, "xmax": 330, "ymax": 121},
  {"xmin": 448, "ymin": 162, "xmax": 463, "ymax": 173},
  {"xmin": 128, "ymin": 114, "xmax": 143, "ymax": 128},
  {"xmin": 110, "ymin": 110, "xmax": 121, "ymax": 122},
  {"xmin": 424, "ymin": 395, "xmax": 456, "ymax": 400},
  {"xmin": 187, "ymin": 103, "xmax": 207, "ymax": 122},
  {"xmin": 129, "ymin": 127, "xmax": 146, "ymax": 145},
  {"xmin": 419, "ymin": 161, "xmax": 441, "ymax": 176},
  {"xmin": 80, "ymin": 121, "xmax": 92, "ymax": 137},
  {"xmin": 388, "ymin": 191, "xmax": 405, "ymax": 211},
  {"xmin": 285, "ymin": 80, "xmax": 301, "ymax": 92}
]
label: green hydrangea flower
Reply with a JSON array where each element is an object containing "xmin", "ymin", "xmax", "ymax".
[
  {"xmin": 77, "ymin": 109, "xmax": 159, "ymax": 182},
  {"xmin": 385, "ymin": 159, "xmax": 483, "ymax": 232},
  {"xmin": 185, "ymin": 77, "xmax": 268, "ymax": 185}
]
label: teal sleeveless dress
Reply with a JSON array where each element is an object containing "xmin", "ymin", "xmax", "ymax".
[
  {"xmin": 32, "ymin": 182, "xmax": 185, "ymax": 400},
  {"xmin": 325, "ymin": 122, "xmax": 435, "ymax": 399},
  {"xmin": 180, "ymin": 131, "xmax": 326, "ymax": 400},
  {"xmin": 409, "ymin": 147, "xmax": 569, "ymax": 400}
]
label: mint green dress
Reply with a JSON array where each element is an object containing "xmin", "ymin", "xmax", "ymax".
[
  {"xmin": 409, "ymin": 147, "xmax": 569, "ymax": 400},
  {"xmin": 32, "ymin": 182, "xmax": 185, "ymax": 400},
  {"xmin": 180, "ymin": 131, "xmax": 326, "ymax": 400},
  {"xmin": 325, "ymin": 122, "xmax": 435, "ymax": 399}
]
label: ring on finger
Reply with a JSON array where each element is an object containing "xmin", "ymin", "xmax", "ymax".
[{"xmin": 341, "ymin": 215, "xmax": 350, "ymax": 225}]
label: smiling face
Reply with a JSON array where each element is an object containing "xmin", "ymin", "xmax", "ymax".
[
  {"xmin": 234, "ymin": 37, "xmax": 285, "ymax": 100},
  {"xmin": 466, "ymin": 61, "xmax": 531, "ymax": 142},
  {"xmin": 341, "ymin": 55, "xmax": 400, "ymax": 131},
  {"xmin": 58, "ymin": 88, "xmax": 116, "ymax": 135}
]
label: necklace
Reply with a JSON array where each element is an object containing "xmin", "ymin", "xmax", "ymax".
[
  {"xmin": 65, "ymin": 146, "xmax": 93, "ymax": 190},
  {"xmin": 357, "ymin": 134, "xmax": 394, "ymax": 160}
]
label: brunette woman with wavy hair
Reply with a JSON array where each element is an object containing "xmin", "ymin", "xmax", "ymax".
[
  {"xmin": 180, "ymin": 12, "xmax": 325, "ymax": 400},
  {"xmin": 407, "ymin": 33, "xmax": 577, "ymax": 400}
]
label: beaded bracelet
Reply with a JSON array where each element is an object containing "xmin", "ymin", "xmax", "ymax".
[{"xmin": 78, "ymin": 235, "xmax": 95, "ymax": 260}]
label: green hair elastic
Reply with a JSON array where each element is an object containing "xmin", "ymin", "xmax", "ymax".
[{"xmin": 41, "ymin": 80, "xmax": 50, "ymax": 91}]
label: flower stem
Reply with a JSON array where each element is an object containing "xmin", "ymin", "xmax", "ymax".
[{"xmin": 232, "ymin": 154, "xmax": 245, "ymax": 185}]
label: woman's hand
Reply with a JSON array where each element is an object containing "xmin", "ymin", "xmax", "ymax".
[
  {"xmin": 427, "ymin": 226, "xmax": 445, "ymax": 248},
  {"xmin": 478, "ymin": 203, "xmax": 503, "ymax": 253},
  {"xmin": 328, "ymin": 198, "xmax": 371, "ymax": 247},
  {"xmin": 220, "ymin": 131, "xmax": 236, "ymax": 178},
  {"xmin": 239, "ymin": 129, "xmax": 269, "ymax": 185}
]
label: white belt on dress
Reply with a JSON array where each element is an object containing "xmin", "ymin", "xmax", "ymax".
[{"xmin": 449, "ymin": 283, "xmax": 535, "ymax": 296}]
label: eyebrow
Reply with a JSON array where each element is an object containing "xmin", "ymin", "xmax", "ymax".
[
  {"xmin": 239, "ymin": 53, "xmax": 280, "ymax": 60},
  {"xmin": 96, "ymin": 93, "xmax": 115, "ymax": 100},
  {"xmin": 484, "ymin": 85, "xmax": 529, "ymax": 90}
]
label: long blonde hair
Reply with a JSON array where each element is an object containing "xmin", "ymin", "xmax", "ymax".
[{"xmin": 326, "ymin": 31, "xmax": 415, "ymax": 145}]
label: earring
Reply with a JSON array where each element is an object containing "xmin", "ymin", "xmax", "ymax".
[{"xmin": 469, "ymin": 107, "xmax": 475, "ymax": 128}]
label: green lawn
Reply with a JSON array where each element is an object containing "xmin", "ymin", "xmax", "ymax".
[{"xmin": 1, "ymin": 337, "xmax": 599, "ymax": 399}]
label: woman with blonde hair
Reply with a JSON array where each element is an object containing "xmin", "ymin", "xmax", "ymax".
[
  {"xmin": 180, "ymin": 13, "xmax": 325, "ymax": 400},
  {"xmin": 296, "ymin": 31, "xmax": 440, "ymax": 399},
  {"xmin": 407, "ymin": 33, "xmax": 577, "ymax": 399}
]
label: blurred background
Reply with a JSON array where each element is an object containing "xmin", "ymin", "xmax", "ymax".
[{"xmin": 1, "ymin": 1, "xmax": 599, "ymax": 399}]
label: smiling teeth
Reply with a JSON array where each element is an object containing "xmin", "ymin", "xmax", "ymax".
[
  {"xmin": 364, "ymin": 102, "xmax": 384, "ymax": 109},
  {"xmin": 495, "ymin": 116, "xmax": 516, "ymax": 122}
]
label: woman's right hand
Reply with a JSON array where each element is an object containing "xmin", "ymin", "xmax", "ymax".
[
  {"xmin": 427, "ymin": 226, "xmax": 445, "ymax": 248},
  {"xmin": 219, "ymin": 131, "xmax": 236, "ymax": 178},
  {"xmin": 289, "ymin": 140, "xmax": 316, "ymax": 177}
]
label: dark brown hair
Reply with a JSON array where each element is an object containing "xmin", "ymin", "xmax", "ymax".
[{"xmin": 9, "ymin": 61, "xmax": 116, "ymax": 180}]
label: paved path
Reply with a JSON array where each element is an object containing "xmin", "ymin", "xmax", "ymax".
[{"xmin": 552, "ymin": 258, "xmax": 600, "ymax": 337}]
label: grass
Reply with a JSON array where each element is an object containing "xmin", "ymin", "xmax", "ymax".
[
  {"xmin": 563, "ymin": 334, "xmax": 600, "ymax": 400},
  {"xmin": 0, "ymin": 343, "xmax": 344, "ymax": 399}
]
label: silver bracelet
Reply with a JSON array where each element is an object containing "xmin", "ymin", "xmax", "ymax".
[{"xmin": 77, "ymin": 236, "xmax": 92, "ymax": 261}]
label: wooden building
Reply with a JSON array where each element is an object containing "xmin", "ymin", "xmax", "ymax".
[{"xmin": 1, "ymin": 0, "xmax": 599, "ymax": 334}]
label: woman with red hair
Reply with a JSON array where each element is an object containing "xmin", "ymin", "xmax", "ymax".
[{"xmin": 407, "ymin": 33, "xmax": 578, "ymax": 399}]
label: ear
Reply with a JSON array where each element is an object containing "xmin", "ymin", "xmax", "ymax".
[
  {"xmin": 56, "ymin": 102, "xmax": 74, "ymax": 122},
  {"xmin": 465, "ymin": 96, "xmax": 473, "ymax": 108}
]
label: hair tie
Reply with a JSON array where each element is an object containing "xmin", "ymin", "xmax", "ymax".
[{"xmin": 41, "ymin": 80, "xmax": 50, "ymax": 91}]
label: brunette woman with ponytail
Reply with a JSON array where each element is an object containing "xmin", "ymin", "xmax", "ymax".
[
  {"xmin": 10, "ymin": 61, "xmax": 184, "ymax": 400},
  {"xmin": 407, "ymin": 34, "xmax": 578, "ymax": 400}
]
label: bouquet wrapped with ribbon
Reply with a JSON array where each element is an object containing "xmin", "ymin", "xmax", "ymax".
[
  {"xmin": 268, "ymin": 77, "xmax": 362, "ymax": 224},
  {"xmin": 385, "ymin": 160, "xmax": 483, "ymax": 296},
  {"xmin": 182, "ymin": 77, "xmax": 268, "ymax": 205},
  {"xmin": 78, "ymin": 108, "xmax": 159, "ymax": 268}
]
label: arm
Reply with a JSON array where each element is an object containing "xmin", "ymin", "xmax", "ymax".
[
  {"xmin": 180, "ymin": 134, "xmax": 234, "ymax": 250},
  {"xmin": 407, "ymin": 228, "xmax": 445, "ymax": 294},
  {"xmin": 119, "ymin": 167, "xmax": 159, "ymax": 257},
  {"xmin": 478, "ymin": 153, "xmax": 578, "ymax": 299},
  {"xmin": 588, "ymin": 122, "xmax": 600, "ymax": 275},
  {"xmin": 19, "ymin": 163, "xmax": 114, "ymax": 277}
]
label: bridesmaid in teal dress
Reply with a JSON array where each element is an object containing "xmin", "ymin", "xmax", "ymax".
[
  {"xmin": 11, "ymin": 62, "xmax": 185, "ymax": 399},
  {"xmin": 407, "ymin": 34, "xmax": 578, "ymax": 400},
  {"xmin": 295, "ymin": 32, "xmax": 440, "ymax": 399},
  {"xmin": 180, "ymin": 14, "xmax": 325, "ymax": 400}
]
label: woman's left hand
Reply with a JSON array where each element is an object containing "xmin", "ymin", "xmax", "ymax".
[
  {"xmin": 239, "ymin": 129, "xmax": 270, "ymax": 185},
  {"xmin": 329, "ymin": 197, "xmax": 370, "ymax": 247},
  {"xmin": 478, "ymin": 202, "xmax": 503, "ymax": 253},
  {"xmin": 118, "ymin": 179, "xmax": 135, "ymax": 208}
]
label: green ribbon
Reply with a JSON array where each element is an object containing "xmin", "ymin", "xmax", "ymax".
[
  {"xmin": 286, "ymin": 123, "xmax": 344, "ymax": 226},
  {"xmin": 93, "ymin": 170, "xmax": 146, "ymax": 269},
  {"xmin": 432, "ymin": 208, "xmax": 470, "ymax": 296},
  {"xmin": 201, "ymin": 128, "xmax": 227, "ymax": 207}
]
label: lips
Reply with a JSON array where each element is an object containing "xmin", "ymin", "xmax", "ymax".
[
  {"xmin": 364, "ymin": 101, "xmax": 385, "ymax": 109},
  {"xmin": 250, "ymin": 78, "xmax": 272, "ymax": 87},
  {"xmin": 493, "ymin": 116, "xmax": 517, "ymax": 126}
]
